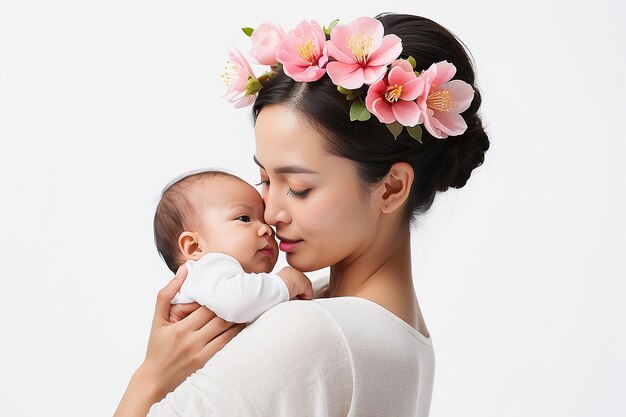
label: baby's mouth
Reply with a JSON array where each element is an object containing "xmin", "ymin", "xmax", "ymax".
[{"xmin": 257, "ymin": 243, "xmax": 275, "ymax": 257}]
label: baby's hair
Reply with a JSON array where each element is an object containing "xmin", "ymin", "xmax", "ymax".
[{"xmin": 153, "ymin": 169, "xmax": 241, "ymax": 273}]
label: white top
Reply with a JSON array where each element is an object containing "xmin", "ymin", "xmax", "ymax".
[
  {"xmin": 170, "ymin": 253, "xmax": 290, "ymax": 324},
  {"xmin": 149, "ymin": 276, "xmax": 435, "ymax": 417}
]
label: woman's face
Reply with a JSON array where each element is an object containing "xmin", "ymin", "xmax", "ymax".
[{"xmin": 254, "ymin": 104, "xmax": 379, "ymax": 272}]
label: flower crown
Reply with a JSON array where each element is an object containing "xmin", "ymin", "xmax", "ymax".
[{"xmin": 221, "ymin": 16, "xmax": 474, "ymax": 142}]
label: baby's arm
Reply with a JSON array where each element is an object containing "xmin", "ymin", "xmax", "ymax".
[
  {"xmin": 172, "ymin": 253, "xmax": 306, "ymax": 324},
  {"xmin": 276, "ymin": 267, "xmax": 314, "ymax": 300}
]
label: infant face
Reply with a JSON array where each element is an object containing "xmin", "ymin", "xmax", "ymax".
[{"xmin": 192, "ymin": 176, "xmax": 278, "ymax": 273}]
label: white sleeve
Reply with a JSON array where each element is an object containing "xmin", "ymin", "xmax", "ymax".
[
  {"xmin": 170, "ymin": 253, "xmax": 290, "ymax": 324},
  {"xmin": 147, "ymin": 300, "xmax": 354, "ymax": 417}
]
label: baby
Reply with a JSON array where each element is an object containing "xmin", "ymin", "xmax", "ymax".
[{"xmin": 153, "ymin": 169, "xmax": 313, "ymax": 325}]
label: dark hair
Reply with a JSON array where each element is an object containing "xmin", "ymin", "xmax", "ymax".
[
  {"xmin": 153, "ymin": 169, "xmax": 241, "ymax": 273},
  {"xmin": 252, "ymin": 13, "xmax": 489, "ymax": 226}
]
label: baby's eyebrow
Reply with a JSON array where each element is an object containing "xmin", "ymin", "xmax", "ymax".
[
  {"xmin": 253, "ymin": 155, "xmax": 318, "ymax": 174},
  {"xmin": 230, "ymin": 203, "xmax": 254, "ymax": 212}
]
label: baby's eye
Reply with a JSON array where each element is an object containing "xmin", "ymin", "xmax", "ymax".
[{"xmin": 236, "ymin": 215, "xmax": 251, "ymax": 223}]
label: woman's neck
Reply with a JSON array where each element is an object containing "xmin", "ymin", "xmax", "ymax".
[
  {"xmin": 327, "ymin": 222, "xmax": 414, "ymax": 299},
  {"xmin": 326, "ymin": 222, "xmax": 425, "ymax": 333}
]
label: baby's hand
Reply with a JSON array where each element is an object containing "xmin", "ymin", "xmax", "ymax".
[{"xmin": 277, "ymin": 267, "xmax": 314, "ymax": 300}]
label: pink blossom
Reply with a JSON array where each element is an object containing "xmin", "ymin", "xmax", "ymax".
[
  {"xmin": 365, "ymin": 60, "xmax": 424, "ymax": 126},
  {"xmin": 221, "ymin": 47, "xmax": 257, "ymax": 108},
  {"xmin": 325, "ymin": 16, "xmax": 402, "ymax": 89},
  {"xmin": 416, "ymin": 61, "xmax": 474, "ymax": 138},
  {"xmin": 276, "ymin": 20, "xmax": 328, "ymax": 82},
  {"xmin": 249, "ymin": 21, "xmax": 286, "ymax": 66}
]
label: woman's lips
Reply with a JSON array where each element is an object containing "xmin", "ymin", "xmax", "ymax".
[{"xmin": 277, "ymin": 235, "xmax": 303, "ymax": 252}]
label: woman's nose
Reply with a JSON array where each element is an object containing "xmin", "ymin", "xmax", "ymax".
[{"xmin": 263, "ymin": 187, "xmax": 290, "ymax": 226}]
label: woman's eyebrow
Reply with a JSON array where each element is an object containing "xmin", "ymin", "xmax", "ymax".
[{"xmin": 253, "ymin": 155, "xmax": 319, "ymax": 174}]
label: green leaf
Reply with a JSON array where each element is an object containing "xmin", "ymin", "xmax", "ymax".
[
  {"xmin": 407, "ymin": 55, "xmax": 417, "ymax": 69},
  {"xmin": 345, "ymin": 92, "xmax": 361, "ymax": 100},
  {"xmin": 337, "ymin": 86, "xmax": 352, "ymax": 95},
  {"xmin": 406, "ymin": 124, "xmax": 423, "ymax": 143},
  {"xmin": 350, "ymin": 100, "xmax": 371, "ymax": 121},
  {"xmin": 327, "ymin": 19, "xmax": 339, "ymax": 33},
  {"xmin": 245, "ymin": 77, "xmax": 262, "ymax": 95},
  {"xmin": 242, "ymin": 27, "xmax": 254, "ymax": 37},
  {"xmin": 386, "ymin": 122, "xmax": 404, "ymax": 139}
]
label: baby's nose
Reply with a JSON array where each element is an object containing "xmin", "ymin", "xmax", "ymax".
[{"xmin": 258, "ymin": 223, "xmax": 273, "ymax": 237}]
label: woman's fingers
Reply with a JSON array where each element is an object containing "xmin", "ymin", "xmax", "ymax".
[
  {"xmin": 169, "ymin": 302, "xmax": 201, "ymax": 323},
  {"xmin": 194, "ymin": 314, "xmax": 240, "ymax": 341},
  {"xmin": 153, "ymin": 264, "xmax": 188, "ymax": 328},
  {"xmin": 198, "ymin": 322, "xmax": 247, "ymax": 363},
  {"xmin": 179, "ymin": 305, "xmax": 219, "ymax": 332}
]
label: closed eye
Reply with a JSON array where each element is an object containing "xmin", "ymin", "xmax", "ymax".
[{"xmin": 287, "ymin": 188, "xmax": 310, "ymax": 198}]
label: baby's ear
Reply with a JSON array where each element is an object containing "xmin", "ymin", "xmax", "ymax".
[{"xmin": 178, "ymin": 231, "xmax": 204, "ymax": 261}]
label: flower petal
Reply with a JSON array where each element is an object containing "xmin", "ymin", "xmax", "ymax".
[
  {"xmin": 328, "ymin": 25, "xmax": 358, "ymax": 63},
  {"xmin": 229, "ymin": 47, "xmax": 254, "ymax": 78},
  {"xmin": 347, "ymin": 16, "xmax": 385, "ymax": 51},
  {"xmin": 311, "ymin": 20, "xmax": 327, "ymax": 52},
  {"xmin": 444, "ymin": 79, "xmax": 474, "ymax": 113},
  {"xmin": 290, "ymin": 66, "xmax": 327, "ymax": 82},
  {"xmin": 371, "ymin": 97, "xmax": 396, "ymax": 124},
  {"xmin": 391, "ymin": 59, "xmax": 414, "ymax": 72},
  {"xmin": 365, "ymin": 79, "xmax": 387, "ymax": 112},
  {"xmin": 367, "ymin": 34, "xmax": 402, "ymax": 66},
  {"xmin": 400, "ymin": 77, "xmax": 424, "ymax": 101},
  {"xmin": 362, "ymin": 65, "xmax": 388, "ymax": 85},
  {"xmin": 391, "ymin": 100, "xmax": 421, "ymax": 127},
  {"xmin": 233, "ymin": 94, "xmax": 257, "ymax": 109},
  {"xmin": 326, "ymin": 61, "xmax": 364, "ymax": 89},
  {"xmin": 432, "ymin": 61, "xmax": 456, "ymax": 85},
  {"xmin": 421, "ymin": 108, "xmax": 444, "ymax": 138},
  {"xmin": 432, "ymin": 110, "xmax": 468, "ymax": 136},
  {"xmin": 388, "ymin": 66, "xmax": 416, "ymax": 86}
]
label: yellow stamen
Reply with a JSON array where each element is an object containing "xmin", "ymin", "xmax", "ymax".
[
  {"xmin": 298, "ymin": 39, "xmax": 317, "ymax": 64},
  {"xmin": 347, "ymin": 32, "xmax": 373, "ymax": 65},
  {"xmin": 384, "ymin": 84, "xmax": 403, "ymax": 102},
  {"xmin": 426, "ymin": 88, "xmax": 454, "ymax": 112},
  {"xmin": 221, "ymin": 60, "xmax": 240, "ymax": 87}
]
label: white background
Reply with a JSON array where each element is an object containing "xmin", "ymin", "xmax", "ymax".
[{"xmin": 1, "ymin": 0, "xmax": 625, "ymax": 416}]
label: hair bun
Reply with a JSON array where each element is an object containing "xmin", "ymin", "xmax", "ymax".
[{"xmin": 435, "ymin": 94, "xmax": 490, "ymax": 192}]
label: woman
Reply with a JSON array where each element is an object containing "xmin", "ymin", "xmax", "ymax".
[{"xmin": 114, "ymin": 13, "xmax": 489, "ymax": 416}]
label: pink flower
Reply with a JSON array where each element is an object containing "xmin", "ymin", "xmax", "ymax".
[
  {"xmin": 221, "ymin": 47, "xmax": 257, "ymax": 108},
  {"xmin": 416, "ymin": 61, "xmax": 474, "ymax": 138},
  {"xmin": 325, "ymin": 16, "xmax": 402, "ymax": 89},
  {"xmin": 249, "ymin": 21, "xmax": 286, "ymax": 66},
  {"xmin": 276, "ymin": 20, "xmax": 328, "ymax": 82},
  {"xmin": 365, "ymin": 60, "xmax": 424, "ymax": 126}
]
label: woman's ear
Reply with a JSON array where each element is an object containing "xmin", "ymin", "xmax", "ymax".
[
  {"xmin": 375, "ymin": 162, "xmax": 414, "ymax": 213},
  {"xmin": 178, "ymin": 231, "xmax": 204, "ymax": 261}
]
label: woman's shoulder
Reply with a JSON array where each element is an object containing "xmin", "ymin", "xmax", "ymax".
[
  {"xmin": 246, "ymin": 299, "xmax": 343, "ymax": 343},
  {"xmin": 250, "ymin": 296, "xmax": 432, "ymax": 348}
]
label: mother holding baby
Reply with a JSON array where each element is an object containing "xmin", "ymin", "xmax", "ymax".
[{"xmin": 114, "ymin": 12, "xmax": 489, "ymax": 417}]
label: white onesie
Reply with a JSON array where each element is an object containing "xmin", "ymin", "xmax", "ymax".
[{"xmin": 170, "ymin": 252, "xmax": 290, "ymax": 324}]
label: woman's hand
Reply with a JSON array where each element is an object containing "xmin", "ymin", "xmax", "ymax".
[{"xmin": 113, "ymin": 265, "xmax": 247, "ymax": 417}]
